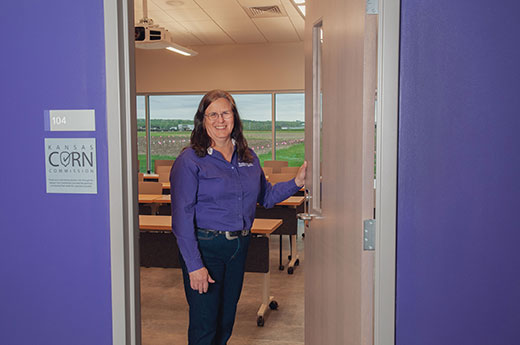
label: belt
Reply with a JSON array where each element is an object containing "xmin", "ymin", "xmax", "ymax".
[{"xmin": 197, "ymin": 228, "xmax": 250, "ymax": 240}]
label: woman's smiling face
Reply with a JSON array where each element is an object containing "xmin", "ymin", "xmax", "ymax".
[{"xmin": 204, "ymin": 97, "xmax": 235, "ymax": 144}]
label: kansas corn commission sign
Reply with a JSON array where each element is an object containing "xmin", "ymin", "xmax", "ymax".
[{"xmin": 44, "ymin": 138, "xmax": 97, "ymax": 194}]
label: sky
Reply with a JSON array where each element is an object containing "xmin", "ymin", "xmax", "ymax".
[{"xmin": 137, "ymin": 93, "xmax": 304, "ymax": 121}]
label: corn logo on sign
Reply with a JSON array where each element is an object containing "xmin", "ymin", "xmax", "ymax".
[{"xmin": 44, "ymin": 138, "xmax": 97, "ymax": 194}]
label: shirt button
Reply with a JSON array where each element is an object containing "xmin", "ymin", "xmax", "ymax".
[
  {"xmin": 238, "ymin": 197, "xmax": 241, "ymax": 200},
  {"xmin": 231, "ymin": 167, "xmax": 235, "ymax": 169}
]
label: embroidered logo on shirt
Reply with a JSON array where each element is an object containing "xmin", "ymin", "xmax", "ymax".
[{"xmin": 238, "ymin": 162, "xmax": 254, "ymax": 167}]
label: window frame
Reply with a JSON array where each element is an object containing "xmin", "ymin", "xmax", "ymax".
[{"xmin": 136, "ymin": 90, "xmax": 305, "ymax": 171}]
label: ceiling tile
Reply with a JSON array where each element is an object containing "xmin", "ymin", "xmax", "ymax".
[
  {"xmin": 226, "ymin": 30, "xmax": 266, "ymax": 44},
  {"xmin": 281, "ymin": 0, "xmax": 304, "ymax": 21},
  {"xmin": 142, "ymin": 10, "xmax": 176, "ymax": 23},
  {"xmin": 169, "ymin": 33, "xmax": 204, "ymax": 46},
  {"xmin": 237, "ymin": 0, "xmax": 283, "ymax": 8},
  {"xmin": 280, "ymin": 0, "xmax": 304, "ymax": 40},
  {"xmin": 216, "ymin": 18, "xmax": 266, "ymax": 43},
  {"xmin": 135, "ymin": 0, "xmax": 301, "ymax": 45},
  {"xmin": 293, "ymin": 21, "xmax": 304, "ymax": 40},
  {"xmin": 203, "ymin": 5, "xmax": 249, "ymax": 20},
  {"xmin": 161, "ymin": 20, "xmax": 190, "ymax": 33},
  {"xmin": 194, "ymin": 0, "xmax": 241, "ymax": 8},
  {"xmin": 253, "ymin": 17, "xmax": 299, "ymax": 42},
  {"xmin": 135, "ymin": 0, "xmax": 162, "ymax": 11},
  {"xmin": 216, "ymin": 18, "xmax": 257, "ymax": 31},
  {"xmin": 163, "ymin": 7, "xmax": 211, "ymax": 21},
  {"xmin": 161, "ymin": 21, "xmax": 205, "ymax": 45},
  {"xmin": 181, "ymin": 21, "xmax": 235, "ymax": 44},
  {"xmin": 152, "ymin": 0, "xmax": 200, "ymax": 9}
]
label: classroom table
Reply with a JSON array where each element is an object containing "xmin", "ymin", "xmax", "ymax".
[
  {"xmin": 138, "ymin": 215, "xmax": 282, "ymax": 326},
  {"xmin": 161, "ymin": 182, "xmax": 170, "ymax": 193},
  {"xmin": 256, "ymin": 195, "xmax": 305, "ymax": 274},
  {"xmin": 139, "ymin": 194, "xmax": 303, "ymax": 274},
  {"xmin": 138, "ymin": 194, "xmax": 171, "ymax": 215},
  {"xmin": 138, "ymin": 194, "xmax": 170, "ymax": 203},
  {"xmin": 143, "ymin": 173, "xmax": 159, "ymax": 181}
]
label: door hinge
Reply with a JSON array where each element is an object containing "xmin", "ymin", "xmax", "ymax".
[
  {"xmin": 366, "ymin": 0, "xmax": 379, "ymax": 14},
  {"xmin": 363, "ymin": 219, "xmax": 376, "ymax": 251}
]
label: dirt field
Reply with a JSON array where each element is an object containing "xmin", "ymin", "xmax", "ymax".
[{"xmin": 138, "ymin": 130, "xmax": 303, "ymax": 158}]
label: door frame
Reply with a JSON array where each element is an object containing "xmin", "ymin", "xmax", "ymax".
[
  {"xmin": 374, "ymin": 0, "xmax": 400, "ymax": 344},
  {"xmin": 103, "ymin": 0, "xmax": 401, "ymax": 343},
  {"xmin": 104, "ymin": 0, "xmax": 141, "ymax": 344}
]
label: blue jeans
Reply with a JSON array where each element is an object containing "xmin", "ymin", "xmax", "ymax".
[{"xmin": 180, "ymin": 229, "xmax": 251, "ymax": 345}]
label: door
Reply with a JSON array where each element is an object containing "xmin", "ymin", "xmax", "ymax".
[{"xmin": 303, "ymin": 1, "xmax": 377, "ymax": 344}]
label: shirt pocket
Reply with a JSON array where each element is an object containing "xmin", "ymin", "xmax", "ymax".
[
  {"xmin": 197, "ymin": 170, "xmax": 234, "ymax": 203},
  {"xmin": 238, "ymin": 165, "xmax": 262, "ymax": 201}
]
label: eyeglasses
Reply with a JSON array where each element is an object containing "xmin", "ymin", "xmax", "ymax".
[{"xmin": 205, "ymin": 110, "xmax": 233, "ymax": 121}]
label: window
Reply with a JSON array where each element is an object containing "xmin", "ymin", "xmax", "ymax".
[
  {"xmin": 148, "ymin": 95, "xmax": 202, "ymax": 172},
  {"xmin": 137, "ymin": 91, "xmax": 305, "ymax": 171},
  {"xmin": 136, "ymin": 95, "xmax": 147, "ymax": 172},
  {"xmin": 232, "ymin": 93, "xmax": 272, "ymax": 166},
  {"xmin": 275, "ymin": 93, "xmax": 305, "ymax": 166}
]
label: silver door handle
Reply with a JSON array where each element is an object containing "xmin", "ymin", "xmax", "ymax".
[{"xmin": 297, "ymin": 213, "xmax": 324, "ymax": 220}]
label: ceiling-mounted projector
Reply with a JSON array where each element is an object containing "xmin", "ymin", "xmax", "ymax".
[{"xmin": 135, "ymin": 19, "xmax": 198, "ymax": 56}]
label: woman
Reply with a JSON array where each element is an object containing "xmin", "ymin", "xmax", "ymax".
[{"xmin": 170, "ymin": 89, "xmax": 306, "ymax": 345}]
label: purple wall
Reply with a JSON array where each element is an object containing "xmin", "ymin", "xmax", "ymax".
[
  {"xmin": 397, "ymin": 1, "xmax": 520, "ymax": 344},
  {"xmin": 0, "ymin": 1, "xmax": 113, "ymax": 344}
]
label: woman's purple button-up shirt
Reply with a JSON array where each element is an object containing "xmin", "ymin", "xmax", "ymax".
[{"xmin": 170, "ymin": 147, "xmax": 300, "ymax": 272}]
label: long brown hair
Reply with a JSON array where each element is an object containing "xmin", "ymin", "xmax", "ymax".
[{"xmin": 190, "ymin": 90, "xmax": 253, "ymax": 163}]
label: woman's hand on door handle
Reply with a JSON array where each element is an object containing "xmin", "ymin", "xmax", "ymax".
[{"xmin": 294, "ymin": 161, "xmax": 308, "ymax": 187}]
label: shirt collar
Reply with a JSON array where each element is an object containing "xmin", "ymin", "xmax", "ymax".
[{"xmin": 207, "ymin": 139, "xmax": 236, "ymax": 155}]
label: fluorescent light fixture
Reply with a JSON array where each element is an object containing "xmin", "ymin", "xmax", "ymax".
[
  {"xmin": 289, "ymin": 0, "xmax": 305, "ymax": 17},
  {"xmin": 166, "ymin": 45, "xmax": 197, "ymax": 56}
]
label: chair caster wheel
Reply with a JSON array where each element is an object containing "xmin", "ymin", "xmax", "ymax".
[
  {"xmin": 295, "ymin": 259, "xmax": 300, "ymax": 266},
  {"xmin": 288, "ymin": 255, "xmax": 292, "ymax": 260},
  {"xmin": 269, "ymin": 301, "xmax": 279, "ymax": 310},
  {"xmin": 288, "ymin": 267, "xmax": 294, "ymax": 275},
  {"xmin": 257, "ymin": 316, "xmax": 264, "ymax": 327},
  {"xmin": 279, "ymin": 265, "xmax": 284, "ymax": 271}
]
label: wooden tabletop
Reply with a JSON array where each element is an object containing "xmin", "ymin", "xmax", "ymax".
[
  {"xmin": 139, "ymin": 215, "xmax": 282, "ymax": 235},
  {"xmin": 139, "ymin": 215, "xmax": 171, "ymax": 230},
  {"xmin": 153, "ymin": 195, "xmax": 171, "ymax": 203},
  {"xmin": 162, "ymin": 182, "xmax": 170, "ymax": 190},
  {"xmin": 138, "ymin": 194, "xmax": 161, "ymax": 203},
  {"xmin": 143, "ymin": 174, "xmax": 159, "ymax": 180},
  {"xmin": 276, "ymin": 196, "xmax": 305, "ymax": 206},
  {"xmin": 138, "ymin": 194, "xmax": 171, "ymax": 203},
  {"xmin": 251, "ymin": 218, "xmax": 282, "ymax": 234}
]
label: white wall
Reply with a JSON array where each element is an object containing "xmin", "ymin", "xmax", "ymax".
[{"xmin": 135, "ymin": 42, "xmax": 304, "ymax": 93}]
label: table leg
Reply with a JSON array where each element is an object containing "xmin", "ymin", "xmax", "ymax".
[
  {"xmin": 278, "ymin": 235, "xmax": 284, "ymax": 270},
  {"xmin": 287, "ymin": 234, "xmax": 300, "ymax": 275},
  {"xmin": 256, "ymin": 234, "xmax": 278, "ymax": 326}
]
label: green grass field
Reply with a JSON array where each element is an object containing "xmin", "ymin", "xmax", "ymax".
[{"xmin": 258, "ymin": 143, "xmax": 305, "ymax": 167}]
